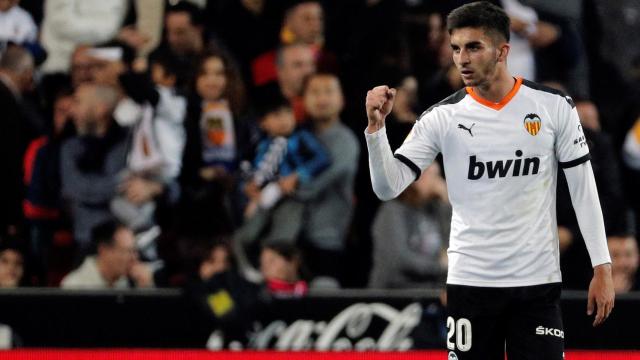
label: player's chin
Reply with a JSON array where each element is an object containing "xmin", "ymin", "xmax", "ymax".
[{"xmin": 461, "ymin": 78, "xmax": 477, "ymax": 87}]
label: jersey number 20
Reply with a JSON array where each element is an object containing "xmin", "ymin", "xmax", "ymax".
[{"xmin": 447, "ymin": 316, "xmax": 472, "ymax": 352}]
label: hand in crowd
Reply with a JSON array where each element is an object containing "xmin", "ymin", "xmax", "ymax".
[
  {"xmin": 199, "ymin": 165, "xmax": 229, "ymax": 182},
  {"xmin": 278, "ymin": 173, "xmax": 299, "ymax": 195},
  {"xmin": 117, "ymin": 26, "xmax": 151, "ymax": 51},
  {"xmin": 129, "ymin": 261, "xmax": 154, "ymax": 288},
  {"xmin": 120, "ymin": 176, "xmax": 163, "ymax": 205},
  {"xmin": 243, "ymin": 180, "xmax": 261, "ymax": 200}
]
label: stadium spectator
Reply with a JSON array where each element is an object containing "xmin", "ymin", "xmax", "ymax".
[
  {"xmin": 203, "ymin": 0, "xmax": 280, "ymax": 83},
  {"xmin": 274, "ymin": 43, "xmax": 316, "ymax": 122},
  {"xmin": 608, "ymin": 233, "xmax": 640, "ymax": 294},
  {"xmin": 149, "ymin": 1, "xmax": 206, "ymax": 92},
  {"xmin": 23, "ymin": 83, "xmax": 76, "ymax": 285},
  {"xmin": 0, "ymin": 0, "xmax": 38, "ymax": 46},
  {"xmin": 622, "ymin": 116, "xmax": 640, "ymax": 170},
  {"xmin": 556, "ymin": 99, "xmax": 626, "ymax": 289},
  {"xmin": 260, "ymin": 242, "xmax": 307, "ymax": 297},
  {"xmin": 296, "ymin": 73, "xmax": 358, "ymax": 283},
  {"xmin": 61, "ymin": 221, "xmax": 154, "ymax": 289},
  {"xmin": 181, "ymin": 47, "xmax": 255, "ymax": 231},
  {"xmin": 0, "ymin": 45, "xmax": 40, "ymax": 236},
  {"xmin": 40, "ymin": 0, "xmax": 129, "ymax": 74},
  {"xmin": 250, "ymin": 1, "xmax": 330, "ymax": 88},
  {"xmin": 243, "ymin": 88, "xmax": 330, "ymax": 218},
  {"xmin": 110, "ymin": 54, "xmax": 186, "ymax": 237},
  {"xmin": 198, "ymin": 241, "xmax": 231, "ymax": 281},
  {"xmin": 0, "ymin": 235, "xmax": 25, "ymax": 288},
  {"xmin": 60, "ymin": 84, "xmax": 127, "ymax": 249},
  {"xmin": 369, "ymin": 163, "xmax": 450, "ymax": 289},
  {"xmin": 233, "ymin": 88, "xmax": 329, "ymax": 278}
]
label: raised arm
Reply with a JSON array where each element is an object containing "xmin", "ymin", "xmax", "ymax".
[{"xmin": 365, "ymin": 86, "xmax": 418, "ymax": 200}]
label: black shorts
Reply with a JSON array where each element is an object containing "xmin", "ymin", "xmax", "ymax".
[{"xmin": 446, "ymin": 283, "xmax": 564, "ymax": 360}]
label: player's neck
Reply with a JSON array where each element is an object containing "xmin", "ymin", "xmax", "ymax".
[{"xmin": 472, "ymin": 71, "xmax": 516, "ymax": 103}]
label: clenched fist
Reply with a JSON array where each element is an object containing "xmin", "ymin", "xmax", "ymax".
[{"xmin": 365, "ymin": 85, "xmax": 397, "ymax": 133}]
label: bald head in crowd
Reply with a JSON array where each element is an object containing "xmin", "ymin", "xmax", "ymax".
[
  {"xmin": 0, "ymin": 45, "xmax": 35, "ymax": 93},
  {"xmin": 276, "ymin": 43, "xmax": 316, "ymax": 99},
  {"xmin": 71, "ymin": 84, "xmax": 119, "ymax": 136}
]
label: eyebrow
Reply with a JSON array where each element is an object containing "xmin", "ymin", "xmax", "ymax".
[{"xmin": 451, "ymin": 40, "xmax": 483, "ymax": 48}]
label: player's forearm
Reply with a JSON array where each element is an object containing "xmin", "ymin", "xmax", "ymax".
[
  {"xmin": 365, "ymin": 127, "xmax": 415, "ymax": 200},
  {"xmin": 563, "ymin": 161, "xmax": 611, "ymax": 266}
]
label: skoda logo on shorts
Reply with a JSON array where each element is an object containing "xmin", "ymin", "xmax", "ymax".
[
  {"xmin": 448, "ymin": 351, "xmax": 459, "ymax": 360},
  {"xmin": 524, "ymin": 113, "xmax": 542, "ymax": 136}
]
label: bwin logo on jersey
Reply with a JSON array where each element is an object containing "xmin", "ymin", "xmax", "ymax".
[
  {"xmin": 468, "ymin": 150, "xmax": 540, "ymax": 180},
  {"xmin": 524, "ymin": 113, "xmax": 542, "ymax": 136}
]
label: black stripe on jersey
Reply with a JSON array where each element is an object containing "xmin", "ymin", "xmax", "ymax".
[
  {"xmin": 521, "ymin": 79, "xmax": 576, "ymax": 108},
  {"xmin": 394, "ymin": 153, "xmax": 421, "ymax": 181},
  {"xmin": 559, "ymin": 153, "xmax": 591, "ymax": 168},
  {"xmin": 418, "ymin": 88, "xmax": 468, "ymax": 119}
]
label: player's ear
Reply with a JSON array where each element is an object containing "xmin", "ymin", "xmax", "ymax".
[{"xmin": 497, "ymin": 43, "xmax": 510, "ymax": 63}]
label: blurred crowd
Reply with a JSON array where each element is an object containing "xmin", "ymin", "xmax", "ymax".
[{"xmin": 0, "ymin": 0, "xmax": 639, "ymax": 300}]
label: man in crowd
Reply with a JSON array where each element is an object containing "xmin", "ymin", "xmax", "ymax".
[
  {"xmin": 61, "ymin": 221, "xmax": 153, "ymax": 289},
  {"xmin": 61, "ymin": 84, "xmax": 127, "ymax": 249}
]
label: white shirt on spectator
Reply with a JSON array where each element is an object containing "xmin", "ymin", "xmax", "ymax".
[
  {"xmin": 61, "ymin": 256, "xmax": 131, "ymax": 289},
  {"xmin": 40, "ymin": 0, "xmax": 128, "ymax": 73},
  {"xmin": 0, "ymin": 5, "xmax": 38, "ymax": 44}
]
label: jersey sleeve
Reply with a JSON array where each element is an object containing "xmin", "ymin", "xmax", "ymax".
[
  {"xmin": 555, "ymin": 98, "xmax": 590, "ymax": 168},
  {"xmin": 393, "ymin": 109, "xmax": 443, "ymax": 179}
]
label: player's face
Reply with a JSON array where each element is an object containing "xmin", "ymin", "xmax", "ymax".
[{"xmin": 450, "ymin": 27, "xmax": 506, "ymax": 88}]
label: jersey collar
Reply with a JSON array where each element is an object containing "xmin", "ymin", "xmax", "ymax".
[{"xmin": 466, "ymin": 77, "xmax": 523, "ymax": 111}]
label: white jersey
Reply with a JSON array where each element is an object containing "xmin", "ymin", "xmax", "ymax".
[{"xmin": 393, "ymin": 78, "xmax": 595, "ymax": 287}]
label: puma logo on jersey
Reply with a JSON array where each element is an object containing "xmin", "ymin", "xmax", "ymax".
[
  {"xmin": 458, "ymin": 123, "xmax": 475, "ymax": 137},
  {"xmin": 468, "ymin": 150, "xmax": 540, "ymax": 180},
  {"xmin": 536, "ymin": 326, "xmax": 564, "ymax": 339}
]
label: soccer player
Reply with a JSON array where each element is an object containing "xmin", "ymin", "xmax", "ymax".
[{"xmin": 364, "ymin": 2, "xmax": 614, "ymax": 359}]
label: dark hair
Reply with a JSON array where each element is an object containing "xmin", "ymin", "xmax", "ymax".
[
  {"xmin": 90, "ymin": 220, "xmax": 125, "ymax": 253},
  {"xmin": 446, "ymin": 1, "xmax": 510, "ymax": 43},
  {"xmin": 150, "ymin": 53, "xmax": 181, "ymax": 79},
  {"xmin": 301, "ymin": 71, "xmax": 341, "ymax": 96},
  {"xmin": 263, "ymin": 242, "xmax": 300, "ymax": 263},
  {"xmin": 253, "ymin": 82, "xmax": 292, "ymax": 119},
  {"xmin": 0, "ymin": 234, "xmax": 25, "ymax": 255},
  {"xmin": 275, "ymin": 43, "xmax": 311, "ymax": 69},
  {"xmin": 166, "ymin": 1, "xmax": 204, "ymax": 27},
  {"xmin": 195, "ymin": 46, "xmax": 246, "ymax": 116}
]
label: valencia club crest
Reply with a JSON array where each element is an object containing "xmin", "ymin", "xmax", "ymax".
[{"xmin": 524, "ymin": 113, "xmax": 541, "ymax": 136}]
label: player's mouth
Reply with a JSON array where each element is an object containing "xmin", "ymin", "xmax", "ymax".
[{"xmin": 460, "ymin": 69, "xmax": 474, "ymax": 79}]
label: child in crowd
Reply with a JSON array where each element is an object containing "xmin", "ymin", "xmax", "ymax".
[
  {"xmin": 243, "ymin": 90, "xmax": 330, "ymax": 217},
  {"xmin": 111, "ymin": 52, "xmax": 187, "ymax": 239},
  {"xmin": 260, "ymin": 242, "xmax": 307, "ymax": 297},
  {"xmin": 0, "ymin": 235, "xmax": 25, "ymax": 288}
]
